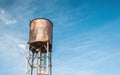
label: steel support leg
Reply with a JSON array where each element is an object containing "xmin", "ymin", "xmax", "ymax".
[{"xmin": 37, "ymin": 50, "xmax": 41, "ymax": 75}]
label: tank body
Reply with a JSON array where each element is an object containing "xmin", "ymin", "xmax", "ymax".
[{"xmin": 28, "ymin": 18, "xmax": 53, "ymax": 52}]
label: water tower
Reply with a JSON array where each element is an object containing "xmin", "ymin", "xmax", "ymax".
[{"xmin": 26, "ymin": 18, "xmax": 53, "ymax": 75}]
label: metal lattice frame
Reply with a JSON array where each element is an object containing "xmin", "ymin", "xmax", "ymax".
[{"xmin": 25, "ymin": 42, "xmax": 52, "ymax": 75}]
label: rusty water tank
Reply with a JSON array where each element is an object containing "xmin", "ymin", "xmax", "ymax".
[{"xmin": 28, "ymin": 18, "xmax": 53, "ymax": 53}]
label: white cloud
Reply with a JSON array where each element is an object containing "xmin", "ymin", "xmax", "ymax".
[
  {"xmin": 53, "ymin": 61, "xmax": 97, "ymax": 75},
  {"xmin": 0, "ymin": 33, "xmax": 26, "ymax": 75},
  {"xmin": 18, "ymin": 41, "xmax": 27, "ymax": 51},
  {"xmin": 3, "ymin": 33, "xmax": 27, "ymax": 54},
  {"xmin": 4, "ymin": 19, "xmax": 17, "ymax": 24},
  {"xmin": 52, "ymin": 18, "xmax": 120, "ymax": 75},
  {"xmin": 0, "ymin": 9, "xmax": 5, "ymax": 14},
  {"xmin": 0, "ymin": 8, "xmax": 17, "ymax": 24}
]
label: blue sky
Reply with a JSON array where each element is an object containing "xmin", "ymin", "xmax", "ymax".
[{"xmin": 0, "ymin": 0, "xmax": 120, "ymax": 75}]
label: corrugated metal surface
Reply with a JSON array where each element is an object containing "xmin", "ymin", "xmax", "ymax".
[{"xmin": 29, "ymin": 18, "xmax": 53, "ymax": 44}]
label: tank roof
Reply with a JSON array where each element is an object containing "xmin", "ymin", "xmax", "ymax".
[{"xmin": 29, "ymin": 18, "xmax": 53, "ymax": 27}]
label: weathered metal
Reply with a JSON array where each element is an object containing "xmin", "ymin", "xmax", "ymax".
[
  {"xmin": 29, "ymin": 18, "xmax": 53, "ymax": 44},
  {"xmin": 28, "ymin": 18, "xmax": 53, "ymax": 52}
]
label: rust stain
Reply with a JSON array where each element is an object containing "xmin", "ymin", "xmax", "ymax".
[{"xmin": 29, "ymin": 18, "xmax": 53, "ymax": 44}]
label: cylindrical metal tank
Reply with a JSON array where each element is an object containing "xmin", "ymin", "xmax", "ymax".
[{"xmin": 28, "ymin": 18, "xmax": 53, "ymax": 52}]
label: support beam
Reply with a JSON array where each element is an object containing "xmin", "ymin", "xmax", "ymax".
[{"xmin": 37, "ymin": 50, "xmax": 41, "ymax": 75}]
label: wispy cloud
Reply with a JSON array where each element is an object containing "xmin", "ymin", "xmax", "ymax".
[
  {"xmin": 53, "ymin": 65, "xmax": 96, "ymax": 75},
  {"xmin": 2, "ymin": 33, "xmax": 27, "ymax": 55},
  {"xmin": 52, "ymin": 17, "xmax": 120, "ymax": 75},
  {"xmin": 0, "ymin": 8, "xmax": 17, "ymax": 24},
  {"xmin": 0, "ymin": 0, "xmax": 120, "ymax": 75},
  {"xmin": 0, "ymin": 33, "xmax": 27, "ymax": 75}
]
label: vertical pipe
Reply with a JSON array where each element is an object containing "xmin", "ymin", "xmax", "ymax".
[
  {"xmin": 37, "ymin": 50, "xmax": 41, "ymax": 75},
  {"xmin": 50, "ymin": 52, "xmax": 52, "ymax": 75},
  {"xmin": 43, "ymin": 53, "xmax": 46, "ymax": 74},
  {"xmin": 25, "ymin": 44, "xmax": 29, "ymax": 75},
  {"xmin": 25, "ymin": 56, "xmax": 28, "ymax": 75},
  {"xmin": 31, "ymin": 53, "xmax": 34, "ymax": 75},
  {"xmin": 46, "ymin": 42, "xmax": 49, "ymax": 74}
]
